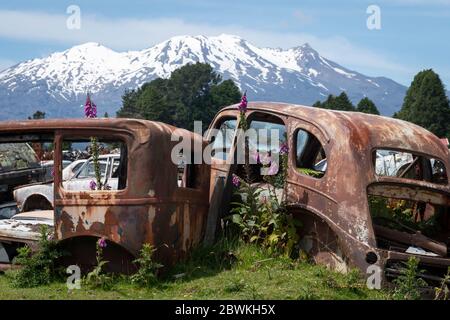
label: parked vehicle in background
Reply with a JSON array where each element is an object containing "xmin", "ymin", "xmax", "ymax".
[
  {"xmin": 13, "ymin": 154, "xmax": 119, "ymax": 212},
  {"xmin": 0, "ymin": 210, "xmax": 53, "ymax": 263},
  {"xmin": 0, "ymin": 143, "xmax": 45, "ymax": 201},
  {"xmin": 62, "ymin": 159, "xmax": 87, "ymax": 181},
  {"xmin": 64, "ymin": 154, "xmax": 120, "ymax": 190},
  {"xmin": 41, "ymin": 160, "xmax": 72, "ymax": 182},
  {"xmin": 0, "ymin": 202, "xmax": 19, "ymax": 220}
]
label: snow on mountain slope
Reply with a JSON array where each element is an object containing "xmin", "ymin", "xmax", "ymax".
[{"xmin": 0, "ymin": 34, "xmax": 407, "ymax": 119}]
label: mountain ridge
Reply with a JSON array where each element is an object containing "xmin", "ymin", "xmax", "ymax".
[{"xmin": 0, "ymin": 34, "xmax": 408, "ymax": 119}]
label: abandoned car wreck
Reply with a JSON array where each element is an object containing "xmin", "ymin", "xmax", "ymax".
[
  {"xmin": 0, "ymin": 102, "xmax": 449, "ymax": 286},
  {"xmin": 207, "ymin": 102, "xmax": 450, "ymax": 285},
  {"xmin": 0, "ymin": 118, "xmax": 210, "ymax": 273}
]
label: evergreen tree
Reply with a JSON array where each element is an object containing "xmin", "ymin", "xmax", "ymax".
[
  {"xmin": 322, "ymin": 94, "xmax": 336, "ymax": 109},
  {"xmin": 117, "ymin": 89, "xmax": 142, "ymax": 118},
  {"xmin": 334, "ymin": 92, "xmax": 355, "ymax": 111},
  {"xmin": 395, "ymin": 69, "xmax": 450, "ymax": 137},
  {"xmin": 312, "ymin": 92, "xmax": 355, "ymax": 111},
  {"xmin": 117, "ymin": 63, "xmax": 241, "ymax": 131},
  {"xmin": 210, "ymin": 79, "xmax": 242, "ymax": 110},
  {"xmin": 312, "ymin": 101, "xmax": 322, "ymax": 108},
  {"xmin": 137, "ymin": 78, "xmax": 172, "ymax": 124},
  {"xmin": 28, "ymin": 110, "xmax": 46, "ymax": 119},
  {"xmin": 356, "ymin": 97, "xmax": 380, "ymax": 115}
]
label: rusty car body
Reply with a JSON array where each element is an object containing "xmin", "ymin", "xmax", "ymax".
[
  {"xmin": 0, "ymin": 103, "xmax": 449, "ymax": 286},
  {"xmin": 206, "ymin": 102, "xmax": 450, "ymax": 284},
  {"xmin": 0, "ymin": 118, "xmax": 210, "ymax": 273}
]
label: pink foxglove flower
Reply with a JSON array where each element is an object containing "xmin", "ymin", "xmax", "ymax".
[
  {"xmin": 89, "ymin": 180, "xmax": 97, "ymax": 190},
  {"xmin": 238, "ymin": 91, "xmax": 247, "ymax": 113},
  {"xmin": 280, "ymin": 142, "xmax": 289, "ymax": 155},
  {"xmin": 84, "ymin": 93, "xmax": 97, "ymax": 118},
  {"xmin": 232, "ymin": 174, "xmax": 240, "ymax": 187},
  {"xmin": 98, "ymin": 237, "xmax": 107, "ymax": 248}
]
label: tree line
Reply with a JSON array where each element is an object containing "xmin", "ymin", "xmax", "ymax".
[
  {"xmin": 312, "ymin": 92, "xmax": 380, "ymax": 115},
  {"xmin": 116, "ymin": 62, "xmax": 241, "ymax": 131}
]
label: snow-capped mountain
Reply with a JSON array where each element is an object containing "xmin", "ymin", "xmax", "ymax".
[{"xmin": 0, "ymin": 34, "xmax": 407, "ymax": 119}]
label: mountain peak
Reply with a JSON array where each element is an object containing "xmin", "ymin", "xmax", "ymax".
[
  {"xmin": 68, "ymin": 42, "xmax": 107, "ymax": 51},
  {"xmin": 0, "ymin": 34, "xmax": 406, "ymax": 120},
  {"xmin": 301, "ymin": 42, "xmax": 312, "ymax": 49}
]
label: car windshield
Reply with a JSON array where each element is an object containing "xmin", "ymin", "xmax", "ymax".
[{"xmin": 75, "ymin": 160, "xmax": 108, "ymax": 179}]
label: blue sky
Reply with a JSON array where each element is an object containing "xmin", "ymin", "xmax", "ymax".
[{"xmin": 0, "ymin": 0, "xmax": 449, "ymax": 87}]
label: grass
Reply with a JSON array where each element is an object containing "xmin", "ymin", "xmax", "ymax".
[{"xmin": 0, "ymin": 239, "xmax": 392, "ymax": 300}]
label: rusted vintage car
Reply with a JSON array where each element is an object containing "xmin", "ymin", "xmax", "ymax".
[
  {"xmin": 0, "ymin": 103, "xmax": 449, "ymax": 286},
  {"xmin": 206, "ymin": 102, "xmax": 450, "ymax": 285},
  {"xmin": 0, "ymin": 118, "xmax": 210, "ymax": 273}
]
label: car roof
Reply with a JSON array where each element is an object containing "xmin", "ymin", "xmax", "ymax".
[{"xmin": 220, "ymin": 101, "xmax": 449, "ymax": 160}]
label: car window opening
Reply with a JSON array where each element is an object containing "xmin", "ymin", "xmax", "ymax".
[
  {"xmin": 61, "ymin": 137, "xmax": 127, "ymax": 191},
  {"xmin": 295, "ymin": 129, "xmax": 327, "ymax": 178}
]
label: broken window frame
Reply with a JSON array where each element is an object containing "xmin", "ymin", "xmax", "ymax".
[
  {"xmin": 372, "ymin": 148, "xmax": 448, "ymax": 185},
  {"xmin": 293, "ymin": 127, "xmax": 328, "ymax": 180},
  {"xmin": 232, "ymin": 112, "xmax": 288, "ymax": 183},
  {"xmin": 210, "ymin": 117, "xmax": 238, "ymax": 162},
  {"xmin": 56, "ymin": 131, "xmax": 129, "ymax": 194}
]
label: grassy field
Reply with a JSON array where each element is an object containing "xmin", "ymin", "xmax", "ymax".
[{"xmin": 0, "ymin": 239, "xmax": 392, "ymax": 300}]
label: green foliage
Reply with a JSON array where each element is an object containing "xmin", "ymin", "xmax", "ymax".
[
  {"xmin": 393, "ymin": 256, "xmax": 427, "ymax": 300},
  {"xmin": 117, "ymin": 88, "xmax": 141, "ymax": 118},
  {"xmin": 84, "ymin": 239, "xmax": 113, "ymax": 290},
  {"xmin": 117, "ymin": 63, "xmax": 241, "ymax": 131},
  {"xmin": 313, "ymin": 92, "xmax": 356, "ymax": 111},
  {"xmin": 12, "ymin": 225, "xmax": 65, "ymax": 288},
  {"xmin": 368, "ymin": 196, "xmax": 441, "ymax": 237},
  {"xmin": 89, "ymin": 136, "xmax": 103, "ymax": 190},
  {"xmin": 211, "ymin": 79, "xmax": 242, "ymax": 110},
  {"xmin": 131, "ymin": 244, "xmax": 163, "ymax": 287},
  {"xmin": 394, "ymin": 69, "xmax": 450, "ymax": 138},
  {"xmin": 356, "ymin": 97, "xmax": 380, "ymax": 115},
  {"xmin": 0, "ymin": 240, "xmax": 391, "ymax": 300},
  {"xmin": 230, "ymin": 182, "xmax": 263, "ymax": 241},
  {"xmin": 230, "ymin": 180, "xmax": 300, "ymax": 256},
  {"xmin": 28, "ymin": 110, "xmax": 46, "ymax": 120},
  {"xmin": 296, "ymin": 167, "xmax": 323, "ymax": 177},
  {"xmin": 230, "ymin": 109, "xmax": 299, "ymax": 256}
]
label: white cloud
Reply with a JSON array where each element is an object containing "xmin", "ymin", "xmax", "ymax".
[{"xmin": 0, "ymin": 10, "xmax": 411, "ymax": 80}]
